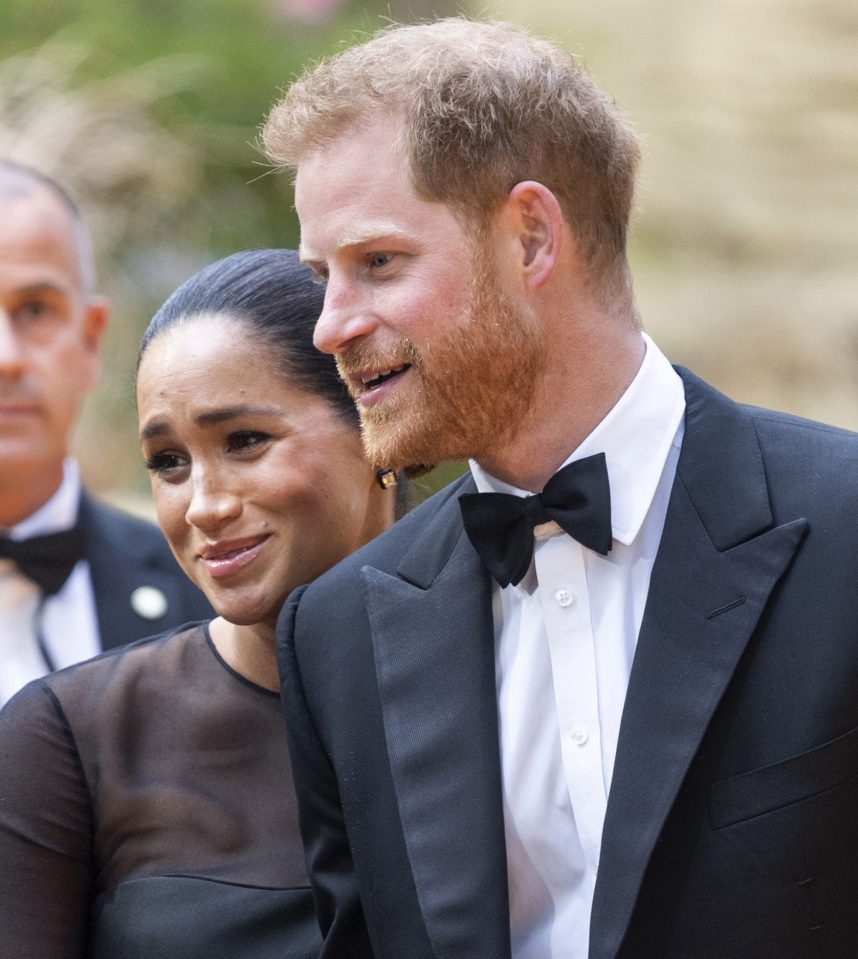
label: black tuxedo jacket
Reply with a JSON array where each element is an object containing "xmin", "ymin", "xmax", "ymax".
[
  {"xmin": 78, "ymin": 492, "xmax": 212, "ymax": 650},
  {"xmin": 277, "ymin": 369, "xmax": 858, "ymax": 959}
]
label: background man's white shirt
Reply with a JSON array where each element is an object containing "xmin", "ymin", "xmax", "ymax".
[{"xmin": 0, "ymin": 460, "xmax": 99, "ymax": 706}]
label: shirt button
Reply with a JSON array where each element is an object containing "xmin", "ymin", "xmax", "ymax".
[
  {"xmin": 555, "ymin": 587, "xmax": 576, "ymax": 608},
  {"xmin": 571, "ymin": 725, "xmax": 589, "ymax": 746}
]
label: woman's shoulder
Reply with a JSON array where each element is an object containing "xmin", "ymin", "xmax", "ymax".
[
  {"xmin": 0, "ymin": 672, "xmax": 62, "ymax": 742},
  {"xmin": 3, "ymin": 621, "xmax": 211, "ymax": 736},
  {"xmin": 0, "ymin": 669, "xmax": 93, "ymax": 824},
  {"xmin": 60, "ymin": 617, "xmax": 207, "ymax": 677}
]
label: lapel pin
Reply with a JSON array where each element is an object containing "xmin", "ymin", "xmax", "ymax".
[{"xmin": 130, "ymin": 585, "xmax": 168, "ymax": 620}]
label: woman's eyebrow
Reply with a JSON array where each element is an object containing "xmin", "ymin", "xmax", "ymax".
[
  {"xmin": 194, "ymin": 404, "xmax": 286, "ymax": 427},
  {"xmin": 139, "ymin": 405, "xmax": 286, "ymax": 442}
]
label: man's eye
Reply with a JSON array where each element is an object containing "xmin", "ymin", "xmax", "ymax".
[
  {"xmin": 16, "ymin": 300, "xmax": 52, "ymax": 323},
  {"xmin": 369, "ymin": 253, "xmax": 392, "ymax": 270},
  {"xmin": 227, "ymin": 431, "xmax": 270, "ymax": 453}
]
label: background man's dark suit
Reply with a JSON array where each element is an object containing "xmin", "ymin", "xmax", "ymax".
[
  {"xmin": 80, "ymin": 493, "xmax": 212, "ymax": 649},
  {"xmin": 0, "ymin": 160, "xmax": 211, "ymax": 694},
  {"xmin": 278, "ymin": 369, "xmax": 858, "ymax": 959}
]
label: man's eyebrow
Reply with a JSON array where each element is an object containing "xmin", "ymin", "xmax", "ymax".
[
  {"xmin": 139, "ymin": 405, "xmax": 286, "ymax": 442},
  {"xmin": 13, "ymin": 281, "xmax": 69, "ymax": 297},
  {"xmin": 339, "ymin": 225, "xmax": 419, "ymax": 247},
  {"xmin": 299, "ymin": 224, "xmax": 420, "ymax": 263},
  {"xmin": 298, "ymin": 248, "xmax": 325, "ymax": 269}
]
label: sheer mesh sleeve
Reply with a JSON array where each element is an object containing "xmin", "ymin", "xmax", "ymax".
[
  {"xmin": 0, "ymin": 680, "xmax": 94, "ymax": 959},
  {"xmin": 0, "ymin": 626, "xmax": 320, "ymax": 959}
]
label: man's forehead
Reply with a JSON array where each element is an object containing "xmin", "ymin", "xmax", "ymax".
[
  {"xmin": 0, "ymin": 164, "xmax": 40, "ymax": 200},
  {"xmin": 294, "ymin": 113, "xmax": 406, "ymax": 183},
  {"xmin": 0, "ymin": 169, "xmax": 71, "ymax": 217},
  {"xmin": 0, "ymin": 190, "xmax": 86, "ymax": 290},
  {"xmin": 0, "ymin": 184, "xmax": 77, "ymax": 235}
]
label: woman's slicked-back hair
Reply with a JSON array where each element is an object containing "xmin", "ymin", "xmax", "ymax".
[{"xmin": 138, "ymin": 248, "xmax": 357, "ymax": 427}]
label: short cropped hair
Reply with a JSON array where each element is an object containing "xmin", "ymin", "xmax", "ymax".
[
  {"xmin": 264, "ymin": 18, "xmax": 641, "ymax": 267},
  {"xmin": 0, "ymin": 159, "xmax": 96, "ymax": 292}
]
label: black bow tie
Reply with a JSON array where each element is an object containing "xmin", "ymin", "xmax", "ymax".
[
  {"xmin": 459, "ymin": 453, "xmax": 612, "ymax": 588},
  {"xmin": 0, "ymin": 527, "xmax": 86, "ymax": 596}
]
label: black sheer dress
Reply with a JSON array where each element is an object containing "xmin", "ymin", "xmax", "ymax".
[{"xmin": 0, "ymin": 623, "xmax": 321, "ymax": 959}]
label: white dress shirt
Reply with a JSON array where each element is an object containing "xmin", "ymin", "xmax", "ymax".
[
  {"xmin": 469, "ymin": 334, "xmax": 686, "ymax": 959},
  {"xmin": 0, "ymin": 460, "xmax": 100, "ymax": 706}
]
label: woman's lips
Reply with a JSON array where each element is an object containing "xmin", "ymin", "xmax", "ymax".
[{"xmin": 199, "ymin": 535, "xmax": 270, "ymax": 578}]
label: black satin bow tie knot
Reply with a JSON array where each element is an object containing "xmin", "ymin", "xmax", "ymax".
[
  {"xmin": 0, "ymin": 527, "xmax": 86, "ymax": 596},
  {"xmin": 459, "ymin": 453, "xmax": 612, "ymax": 588}
]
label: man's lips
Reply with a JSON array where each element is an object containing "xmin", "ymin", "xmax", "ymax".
[
  {"xmin": 0, "ymin": 402, "xmax": 41, "ymax": 429},
  {"xmin": 0, "ymin": 401, "xmax": 40, "ymax": 415},
  {"xmin": 359, "ymin": 364, "xmax": 410, "ymax": 390},
  {"xmin": 347, "ymin": 363, "xmax": 411, "ymax": 405},
  {"xmin": 198, "ymin": 535, "xmax": 270, "ymax": 578}
]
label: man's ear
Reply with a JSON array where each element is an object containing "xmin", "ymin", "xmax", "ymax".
[
  {"xmin": 83, "ymin": 296, "xmax": 110, "ymax": 351},
  {"xmin": 80, "ymin": 295, "xmax": 110, "ymax": 388},
  {"xmin": 498, "ymin": 180, "xmax": 564, "ymax": 290}
]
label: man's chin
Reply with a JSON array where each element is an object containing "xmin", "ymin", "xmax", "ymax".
[{"xmin": 359, "ymin": 419, "xmax": 438, "ymax": 477}]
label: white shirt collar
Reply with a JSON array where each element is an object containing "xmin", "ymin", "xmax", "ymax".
[
  {"xmin": 8, "ymin": 459, "xmax": 82, "ymax": 540},
  {"xmin": 469, "ymin": 333, "xmax": 686, "ymax": 546}
]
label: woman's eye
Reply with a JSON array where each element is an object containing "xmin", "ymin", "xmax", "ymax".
[
  {"xmin": 227, "ymin": 431, "xmax": 270, "ymax": 453},
  {"xmin": 144, "ymin": 452, "xmax": 187, "ymax": 477}
]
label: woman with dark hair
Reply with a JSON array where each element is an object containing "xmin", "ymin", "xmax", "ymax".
[{"xmin": 0, "ymin": 249, "xmax": 398, "ymax": 958}]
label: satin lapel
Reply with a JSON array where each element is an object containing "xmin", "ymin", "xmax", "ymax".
[
  {"xmin": 589, "ymin": 370, "xmax": 808, "ymax": 959},
  {"xmin": 364, "ymin": 481, "xmax": 512, "ymax": 959}
]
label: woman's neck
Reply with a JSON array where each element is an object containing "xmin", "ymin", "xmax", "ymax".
[{"xmin": 208, "ymin": 617, "xmax": 280, "ymax": 692}]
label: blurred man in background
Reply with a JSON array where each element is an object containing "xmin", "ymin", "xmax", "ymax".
[{"xmin": 0, "ymin": 161, "xmax": 211, "ymax": 706}]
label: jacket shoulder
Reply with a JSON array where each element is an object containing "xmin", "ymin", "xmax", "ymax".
[
  {"xmin": 294, "ymin": 471, "xmax": 473, "ymax": 609},
  {"xmin": 739, "ymin": 404, "xmax": 858, "ymax": 488},
  {"xmin": 79, "ymin": 493, "xmax": 170, "ymax": 555},
  {"xmin": 744, "ymin": 403, "xmax": 858, "ymax": 447}
]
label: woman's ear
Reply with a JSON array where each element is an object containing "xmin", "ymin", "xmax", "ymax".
[{"xmin": 498, "ymin": 180, "xmax": 564, "ymax": 290}]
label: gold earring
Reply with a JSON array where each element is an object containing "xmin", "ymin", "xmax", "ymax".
[{"xmin": 375, "ymin": 468, "xmax": 398, "ymax": 490}]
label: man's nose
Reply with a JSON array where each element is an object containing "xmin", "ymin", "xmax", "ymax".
[{"xmin": 312, "ymin": 277, "xmax": 377, "ymax": 355}]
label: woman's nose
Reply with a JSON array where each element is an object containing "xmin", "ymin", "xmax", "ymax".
[{"xmin": 185, "ymin": 477, "xmax": 241, "ymax": 531}]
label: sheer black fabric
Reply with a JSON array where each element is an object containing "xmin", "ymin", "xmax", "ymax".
[{"xmin": 0, "ymin": 623, "xmax": 321, "ymax": 959}]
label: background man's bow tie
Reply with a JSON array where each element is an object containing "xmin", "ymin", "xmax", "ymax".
[
  {"xmin": 0, "ymin": 527, "xmax": 86, "ymax": 596},
  {"xmin": 459, "ymin": 453, "xmax": 612, "ymax": 588}
]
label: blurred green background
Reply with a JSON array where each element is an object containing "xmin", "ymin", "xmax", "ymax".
[{"xmin": 2, "ymin": 0, "xmax": 857, "ymax": 511}]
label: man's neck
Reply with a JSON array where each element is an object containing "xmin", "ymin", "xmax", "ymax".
[
  {"xmin": 0, "ymin": 462, "xmax": 65, "ymax": 530},
  {"xmin": 477, "ymin": 327, "xmax": 646, "ymax": 492}
]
